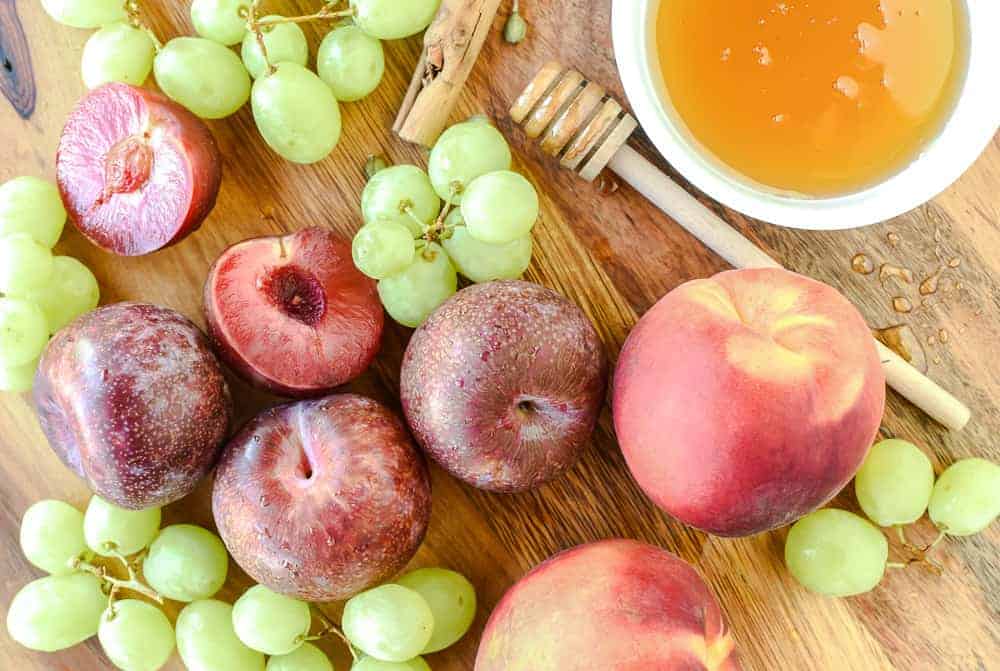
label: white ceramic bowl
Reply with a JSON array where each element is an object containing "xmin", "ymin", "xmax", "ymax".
[{"xmin": 612, "ymin": 0, "xmax": 1000, "ymax": 230}]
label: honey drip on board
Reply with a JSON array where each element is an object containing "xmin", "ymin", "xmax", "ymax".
[
  {"xmin": 657, "ymin": 0, "xmax": 965, "ymax": 195},
  {"xmin": 879, "ymin": 263, "xmax": 913, "ymax": 284},
  {"xmin": 851, "ymin": 253, "xmax": 874, "ymax": 275},
  {"xmin": 892, "ymin": 296, "xmax": 913, "ymax": 313},
  {"xmin": 920, "ymin": 268, "xmax": 943, "ymax": 295},
  {"xmin": 873, "ymin": 324, "xmax": 926, "ymax": 372}
]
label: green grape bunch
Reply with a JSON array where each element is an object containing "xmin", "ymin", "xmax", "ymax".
[
  {"xmin": 784, "ymin": 438, "xmax": 1000, "ymax": 599},
  {"xmin": 40, "ymin": 0, "xmax": 444, "ymax": 165},
  {"xmin": 8, "ymin": 493, "xmax": 237, "ymax": 671},
  {"xmin": 353, "ymin": 118, "xmax": 540, "ymax": 328},
  {"xmin": 8, "ymin": 490, "xmax": 479, "ymax": 671},
  {"xmin": 0, "ymin": 176, "xmax": 101, "ymax": 394}
]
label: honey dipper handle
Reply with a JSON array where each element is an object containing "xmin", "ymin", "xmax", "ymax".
[{"xmin": 608, "ymin": 145, "xmax": 972, "ymax": 431}]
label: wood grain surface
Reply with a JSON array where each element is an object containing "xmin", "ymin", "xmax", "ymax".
[{"xmin": 2, "ymin": 2, "xmax": 998, "ymax": 670}]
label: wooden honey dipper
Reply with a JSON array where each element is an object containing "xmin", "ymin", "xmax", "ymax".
[{"xmin": 511, "ymin": 61, "xmax": 972, "ymax": 431}]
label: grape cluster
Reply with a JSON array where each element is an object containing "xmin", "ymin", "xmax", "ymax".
[
  {"xmin": 341, "ymin": 568, "xmax": 478, "ymax": 668},
  {"xmin": 784, "ymin": 439, "xmax": 1000, "ymax": 598},
  {"xmin": 353, "ymin": 118, "xmax": 540, "ymax": 327},
  {"xmin": 8, "ymin": 495, "xmax": 220, "ymax": 669},
  {"xmin": 0, "ymin": 177, "xmax": 100, "ymax": 392},
  {"xmin": 40, "ymin": 0, "xmax": 443, "ymax": 164},
  {"xmin": 8, "ymin": 492, "xmax": 476, "ymax": 670}
]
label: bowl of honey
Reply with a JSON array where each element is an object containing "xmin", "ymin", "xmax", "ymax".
[{"xmin": 613, "ymin": 0, "xmax": 1000, "ymax": 229}]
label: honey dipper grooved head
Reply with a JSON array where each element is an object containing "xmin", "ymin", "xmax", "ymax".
[{"xmin": 511, "ymin": 61, "xmax": 637, "ymax": 181}]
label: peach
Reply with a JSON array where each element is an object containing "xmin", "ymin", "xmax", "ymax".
[
  {"xmin": 613, "ymin": 268, "xmax": 885, "ymax": 537},
  {"xmin": 475, "ymin": 539, "xmax": 740, "ymax": 671}
]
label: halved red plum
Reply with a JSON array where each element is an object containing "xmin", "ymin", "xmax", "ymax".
[
  {"xmin": 204, "ymin": 226, "xmax": 384, "ymax": 398},
  {"xmin": 56, "ymin": 83, "xmax": 222, "ymax": 256}
]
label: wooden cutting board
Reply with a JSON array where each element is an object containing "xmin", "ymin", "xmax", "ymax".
[{"xmin": 2, "ymin": 2, "xmax": 998, "ymax": 669}]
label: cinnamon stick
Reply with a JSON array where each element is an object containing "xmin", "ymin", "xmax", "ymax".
[{"xmin": 394, "ymin": 0, "xmax": 503, "ymax": 147}]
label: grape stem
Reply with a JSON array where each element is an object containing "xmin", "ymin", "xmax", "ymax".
[
  {"xmin": 309, "ymin": 605, "xmax": 359, "ymax": 662},
  {"xmin": 71, "ymin": 554, "xmax": 164, "ymax": 605},
  {"xmin": 924, "ymin": 529, "xmax": 946, "ymax": 554},
  {"xmin": 124, "ymin": 0, "xmax": 163, "ymax": 51},
  {"xmin": 256, "ymin": 2, "xmax": 355, "ymax": 27},
  {"xmin": 416, "ymin": 183, "xmax": 463, "ymax": 258},
  {"xmin": 247, "ymin": 0, "xmax": 277, "ymax": 77}
]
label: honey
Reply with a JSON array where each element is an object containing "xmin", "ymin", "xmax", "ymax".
[{"xmin": 656, "ymin": 0, "xmax": 967, "ymax": 195}]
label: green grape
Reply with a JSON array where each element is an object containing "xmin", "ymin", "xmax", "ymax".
[
  {"xmin": 0, "ymin": 356, "xmax": 39, "ymax": 393},
  {"xmin": 98, "ymin": 599, "xmax": 175, "ymax": 671},
  {"xmin": 241, "ymin": 18, "xmax": 308, "ymax": 80},
  {"xmin": 461, "ymin": 171, "xmax": 539, "ymax": 244},
  {"xmin": 928, "ymin": 458, "xmax": 1000, "ymax": 536},
  {"xmin": 6, "ymin": 573, "xmax": 106, "ymax": 652},
  {"xmin": 0, "ymin": 233, "xmax": 54, "ymax": 295},
  {"xmin": 176, "ymin": 600, "xmax": 265, "ymax": 671},
  {"xmin": 83, "ymin": 495, "xmax": 161, "ymax": 557},
  {"xmin": 352, "ymin": 658, "xmax": 431, "ymax": 671},
  {"xmin": 40, "ymin": 0, "xmax": 127, "ymax": 28},
  {"xmin": 362, "ymin": 165, "xmax": 441, "ymax": 236},
  {"xmin": 0, "ymin": 176, "xmax": 66, "ymax": 248},
  {"xmin": 317, "ymin": 25, "xmax": 385, "ymax": 102},
  {"xmin": 350, "ymin": 0, "xmax": 441, "ymax": 40},
  {"xmin": 20, "ymin": 256, "xmax": 100, "ymax": 334},
  {"xmin": 154, "ymin": 37, "xmax": 251, "ymax": 119},
  {"xmin": 353, "ymin": 222, "xmax": 416, "ymax": 280},
  {"xmin": 191, "ymin": 0, "xmax": 250, "ymax": 46},
  {"xmin": 428, "ymin": 120, "xmax": 512, "ymax": 203},
  {"xmin": 342, "ymin": 584, "xmax": 435, "ymax": 662},
  {"xmin": 268, "ymin": 642, "xmax": 334, "ymax": 671},
  {"xmin": 143, "ymin": 524, "xmax": 229, "ymax": 602},
  {"xmin": 252, "ymin": 62, "xmax": 343, "ymax": 164},
  {"xmin": 0, "ymin": 298, "xmax": 49, "ymax": 368},
  {"xmin": 232, "ymin": 585, "xmax": 311, "ymax": 655},
  {"xmin": 378, "ymin": 243, "xmax": 457, "ymax": 328},
  {"xmin": 442, "ymin": 212, "xmax": 531, "ymax": 283},
  {"xmin": 81, "ymin": 23, "xmax": 156, "ymax": 89},
  {"xmin": 854, "ymin": 439, "xmax": 935, "ymax": 527},
  {"xmin": 784, "ymin": 509, "xmax": 887, "ymax": 597},
  {"xmin": 19, "ymin": 499, "xmax": 87, "ymax": 575},
  {"xmin": 396, "ymin": 568, "xmax": 476, "ymax": 653}
]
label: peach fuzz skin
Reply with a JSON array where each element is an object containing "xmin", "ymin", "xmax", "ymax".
[
  {"xmin": 475, "ymin": 539, "xmax": 740, "ymax": 671},
  {"xmin": 613, "ymin": 268, "xmax": 885, "ymax": 537}
]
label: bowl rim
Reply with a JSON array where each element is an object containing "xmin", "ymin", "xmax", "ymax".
[{"xmin": 612, "ymin": 0, "xmax": 1000, "ymax": 230}]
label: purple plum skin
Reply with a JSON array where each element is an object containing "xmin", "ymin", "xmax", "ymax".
[
  {"xmin": 400, "ymin": 280, "xmax": 609, "ymax": 493},
  {"xmin": 212, "ymin": 394, "xmax": 432, "ymax": 601},
  {"xmin": 33, "ymin": 303, "xmax": 233, "ymax": 510}
]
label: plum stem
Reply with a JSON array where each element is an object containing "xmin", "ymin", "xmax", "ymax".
[
  {"xmin": 72, "ymin": 554, "xmax": 164, "ymax": 605},
  {"xmin": 309, "ymin": 606, "xmax": 359, "ymax": 661}
]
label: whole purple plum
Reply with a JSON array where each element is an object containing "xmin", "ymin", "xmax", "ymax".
[
  {"xmin": 400, "ymin": 280, "xmax": 608, "ymax": 493},
  {"xmin": 212, "ymin": 394, "xmax": 432, "ymax": 601},
  {"xmin": 34, "ymin": 303, "xmax": 232, "ymax": 509}
]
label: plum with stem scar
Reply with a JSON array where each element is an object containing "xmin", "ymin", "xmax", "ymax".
[
  {"xmin": 401, "ymin": 280, "xmax": 608, "ymax": 493},
  {"xmin": 212, "ymin": 394, "xmax": 431, "ymax": 601}
]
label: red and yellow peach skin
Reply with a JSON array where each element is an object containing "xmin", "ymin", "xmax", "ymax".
[
  {"xmin": 613, "ymin": 268, "xmax": 885, "ymax": 536},
  {"xmin": 475, "ymin": 539, "xmax": 740, "ymax": 671}
]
